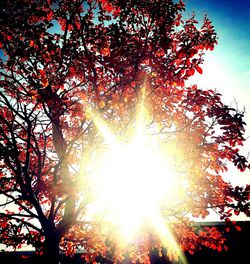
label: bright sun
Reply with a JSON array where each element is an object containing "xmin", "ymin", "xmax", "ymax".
[
  {"xmin": 92, "ymin": 139, "xmax": 180, "ymax": 240},
  {"xmin": 83, "ymin": 87, "xmax": 188, "ymax": 262}
]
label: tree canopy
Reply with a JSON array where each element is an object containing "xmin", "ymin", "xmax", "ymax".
[{"xmin": 0, "ymin": 0, "xmax": 249, "ymax": 263}]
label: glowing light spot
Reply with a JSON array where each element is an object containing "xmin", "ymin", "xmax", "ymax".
[
  {"xmin": 82, "ymin": 85, "xmax": 188, "ymax": 260},
  {"xmin": 90, "ymin": 140, "xmax": 181, "ymax": 242}
]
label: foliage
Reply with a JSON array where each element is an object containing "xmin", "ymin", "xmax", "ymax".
[{"xmin": 0, "ymin": 0, "xmax": 249, "ymax": 263}]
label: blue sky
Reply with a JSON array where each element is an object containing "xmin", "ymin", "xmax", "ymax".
[
  {"xmin": 186, "ymin": 0, "xmax": 250, "ymax": 99},
  {"xmin": 183, "ymin": 1, "xmax": 250, "ymax": 222},
  {"xmin": 186, "ymin": 0, "xmax": 250, "ymax": 74},
  {"xmin": 185, "ymin": 0, "xmax": 250, "ymax": 190}
]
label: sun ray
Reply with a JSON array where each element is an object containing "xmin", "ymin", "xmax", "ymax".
[
  {"xmin": 91, "ymin": 109, "xmax": 118, "ymax": 147},
  {"xmin": 135, "ymin": 83, "xmax": 147, "ymax": 143},
  {"xmin": 83, "ymin": 86, "xmax": 188, "ymax": 261},
  {"xmin": 150, "ymin": 209, "xmax": 188, "ymax": 264}
]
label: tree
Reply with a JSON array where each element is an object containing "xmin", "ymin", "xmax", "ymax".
[{"xmin": 0, "ymin": 0, "xmax": 249, "ymax": 263}]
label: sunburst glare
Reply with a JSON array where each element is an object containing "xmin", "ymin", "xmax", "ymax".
[{"xmin": 82, "ymin": 86, "xmax": 188, "ymax": 262}]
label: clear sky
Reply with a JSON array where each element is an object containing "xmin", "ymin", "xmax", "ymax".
[
  {"xmin": 186, "ymin": 0, "xmax": 250, "ymax": 106},
  {"xmin": 185, "ymin": 0, "xmax": 250, "ymax": 188}
]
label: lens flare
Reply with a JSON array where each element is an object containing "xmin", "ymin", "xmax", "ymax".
[
  {"xmin": 82, "ymin": 86, "xmax": 188, "ymax": 261},
  {"xmin": 90, "ymin": 140, "xmax": 180, "ymax": 239}
]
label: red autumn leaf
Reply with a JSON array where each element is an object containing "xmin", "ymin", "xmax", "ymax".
[
  {"xmin": 188, "ymin": 250, "xmax": 194, "ymax": 255},
  {"xmin": 190, "ymin": 67, "xmax": 195, "ymax": 75},
  {"xmin": 42, "ymin": 78, "xmax": 49, "ymax": 87},
  {"xmin": 38, "ymin": 69, "xmax": 46, "ymax": 77},
  {"xmin": 75, "ymin": 20, "xmax": 81, "ymax": 30},
  {"xmin": 46, "ymin": 11, "xmax": 53, "ymax": 21},
  {"xmin": 104, "ymin": 3, "xmax": 113, "ymax": 13},
  {"xmin": 179, "ymin": 79, "xmax": 185, "ymax": 87},
  {"xmin": 29, "ymin": 40, "xmax": 35, "ymax": 47},
  {"xmin": 195, "ymin": 65, "xmax": 203, "ymax": 74},
  {"xmin": 175, "ymin": 20, "xmax": 180, "ymax": 26},
  {"xmin": 0, "ymin": 221, "xmax": 8, "ymax": 228},
  {"xmin": 235, "ymin": 226, "xmax": 242, "ymax": 232},
  {"xmin": 217, "ymin": 245, "xmax": 222, "ymax": 252},
  {"xmin": 234, "ymin": 210, "xmax": 240, "ymax": 215},
  {"xmin": 131, "ymin": 81, "xmax": 136, "ymax": 88},
  {"xmin": 113, "ymin": 7, "xmax": 121, "ymax": 18},
  {"xmin": 210, "ymin": 244, "xmax": 217, "ymax": 250},
  {"xmin": 21, "ymin": 255, "xmax": 29, "ymax": 259}
]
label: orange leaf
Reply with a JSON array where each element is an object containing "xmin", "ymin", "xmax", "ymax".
[
  {"xmin": 99, "ymin": 100, "xmax": 105, "ymax": 109},
  {"xmin": 42, "ymin": 79, "xmax": 49, "ymax": 87},
  {"xmin": 101, "ymin": 47, "xmax": 110, "ymax": 56},
  {"xmin": 156, "ymin": 48, "xmax": 165, "ymax": 57},
  {"xmin": 79, "ymin": 92, "xmax": 87, "ymax": 101}
]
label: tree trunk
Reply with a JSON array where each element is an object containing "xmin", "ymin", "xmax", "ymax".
[{"xmin": 43, "ymin": 232, "xmax": 61, "ymax": 264}]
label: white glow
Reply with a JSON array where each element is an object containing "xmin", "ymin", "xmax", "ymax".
[
  {"xmin": 89, "ymin": 139, "xmax": 181, "ymax": 242},
  {"xmin": 82, "ymin": 89, "xmax": 186, "ymax": 259}
]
